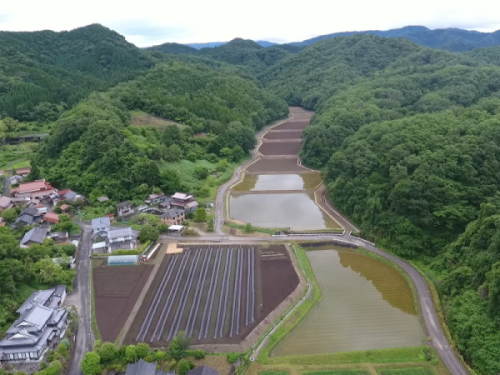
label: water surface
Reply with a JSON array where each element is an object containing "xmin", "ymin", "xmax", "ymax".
[
  {"xmin": 229, "ymin": 193, "xmax": 339, "ymax": 230},
  {"xmin": 233, "ymin": 174, "xmax": 322, "ymax": 191},
  {"xmin": 272, "ymin": 250, "xmax": 426, "ymax": 356}
]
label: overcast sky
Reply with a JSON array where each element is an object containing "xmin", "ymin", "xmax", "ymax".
[{"xmin": 1, "ymin": 0, "xmax": 499, "ymax": 47}]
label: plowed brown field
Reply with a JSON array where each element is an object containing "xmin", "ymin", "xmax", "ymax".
[
  {"xmin": 93, "ymin": 264, "xmax": 153, "ymax": 342},
  {"xmin": 264, "ymin": 131, "xmax": 303, "ymax": 140}
]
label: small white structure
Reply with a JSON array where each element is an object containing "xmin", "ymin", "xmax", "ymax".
[{"xmin": 168, "ymin": 225, "xmax": 185, "ymax": 235}]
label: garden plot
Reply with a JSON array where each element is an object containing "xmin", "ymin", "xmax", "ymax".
[
  {"xmin": 93, "ymin": 264, "xmax": 153, "ymax": 342},
  {"xmin": 124, "ymin": 245, "xmax": 299, "ymax": 346}
]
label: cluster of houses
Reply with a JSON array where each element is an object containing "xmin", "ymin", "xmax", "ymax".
[
  {"xmin": 117, "ymin": 192, "xmax": 198, "ymax": 225},
  {"xmin": 0, "ymin": 286, "xmax": 68, "ymax": 363},
  {"xmin": 0, "ymin": 177, "xmax": 86, "ymax": 248}
]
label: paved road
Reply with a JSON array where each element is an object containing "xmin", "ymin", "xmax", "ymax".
[
  {"xmin": 3, "ymin": 175, "xmax": 9, "ymax": 196},
  {"xmin": 66, "ymin": 223, "xmax": 93, "ymax": 375}
]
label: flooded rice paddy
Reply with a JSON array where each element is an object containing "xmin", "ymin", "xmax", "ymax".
[
  {"xmin": 233, "ymin": 174, "xmax": 322, "ymax": 191},
  {"xmin": 272, "ymin": 249, "xmax": 426, "ymax": 356},
  {"xmin": 229, "ymin": 193, "xmax": 339, "ymax": 230}
]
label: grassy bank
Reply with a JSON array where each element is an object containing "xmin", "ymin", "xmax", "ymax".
[{"xmin": 258, "ymin": 244, "xmax": 321, "ymax": 362}]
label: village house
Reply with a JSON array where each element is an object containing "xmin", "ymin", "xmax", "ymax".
[
  {"xmin": 10, "ymin": 196, "xmax": 30, "ymax": 207},
  {"xmin": 91, "ymin": 216, "xmax": 111, "ymax": 238},
  {"xmin": 106, "ymin": 227, "xmax": 138, "ymax": 252},
  {"xmin": 20, "ymin": 226, "xmax": 50, "ymax": 248},
  {"xmin": 160, "ymin": 208, "xmax": 185, "ymax": 226},
  {"xmin": 9, "ymin": 175, "xmax": 23, "ymax": 185},
  {"xmin": 49, "ymin": 231, "xmax": 70, "ymax": 243},
  {"xmin": 0, "ymin": 286, "xmax": 68, "ymax": 362},
  {"xmin": 43, "ymin": 212, "xmax": 60, "ymax": 225},
  {"xmin": 116, "ymin": 201, "xmax": 134, "ymax": 217},
  {"xmin": 16, "ymin": 167, "xmax": 31, "ymax": 178},
  {"xmin": 14, "ymin": 180, "xmax": 56, "ymax": 200},
  {"xmin": 57, "ymin": 189, "xmax": 85, "ymax": 204},
  {"xmin": 12, "ymin": 207, "xmax": 43, "ymax": 228},
  {"xmin": 158, "ymin": 198, "xmax": 173, "ymax": 210},
  {"xmin": 170, "ymin": 192, "xmax": 198, "ymax": 212},
  {"xmin": 0, "ymin": 196, "xmax": 13, "ymax": 212},
  {"xmin": 125, "ymin": 359, "xmax": 172, "ymax": 375},
  {"xmin": 145, "ymin": 193, "xmax": 167, "ymax": 206}
]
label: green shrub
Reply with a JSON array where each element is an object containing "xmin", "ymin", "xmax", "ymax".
[
  {"xmin": 227, "ymin": 352, "xmax": 240, "ymax": 363},
  {"xmin": 193, "ymin": 349, "xmax": 205, "ymax": 359}
]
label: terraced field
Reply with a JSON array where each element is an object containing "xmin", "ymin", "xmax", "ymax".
[{"xmin": 124, "ymin": 245, "xmax": 299, "ymax": 346}]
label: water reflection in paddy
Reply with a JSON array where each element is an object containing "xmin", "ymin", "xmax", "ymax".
[
  {"xmin": 229, "ymin": 193, "xmax": 339, "ymax": 230},
  {"xmin": 272, "ymin": 250, "xmax": 426, "ymax": 356},
  {"xmin": 233, "ymin": 174, "xmax": 322, "ymax": 191}
]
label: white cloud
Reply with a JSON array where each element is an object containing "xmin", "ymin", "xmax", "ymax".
[{"xmin": 0, "ymin": 0, "xmax": 499, "ymax": 46}]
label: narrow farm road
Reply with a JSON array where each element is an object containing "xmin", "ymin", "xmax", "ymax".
[{"xmin": 66, "ymin": 223, "xmax": 94, "ymax": 375}]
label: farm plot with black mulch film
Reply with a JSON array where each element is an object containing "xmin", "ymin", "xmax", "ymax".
[
  {"xmin": 93, "ymin": 264, "xmax": 153, "ymax": 342},
  {"xmin": 124, "ymin": 245, "xmax": 299, "ymax": 346}
]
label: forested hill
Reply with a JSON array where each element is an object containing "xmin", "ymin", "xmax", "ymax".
[
  {"xmin": 291, "ymin": 26, "xmax": 500, "ymax": 51},
  {"xmin": 0, "ymin": 24, "xmax": 154, "ymax": 121},
  {"xmin": 33, "ymin": 61, "xmax": 287, "ymax": 201}
]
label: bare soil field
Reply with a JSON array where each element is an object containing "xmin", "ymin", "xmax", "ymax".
[
  {"xmin": 93, "ymin": 264, "xmax": 153, "ymax": 342},
  {"xmin": 289, "ymin": 106, "xmax": 314, "ymax": 116},
  {"xmin": 259, "ymin": 141, "xmax": 302, "ymax": 155},
  {"xmin": 264, "ymin": 131, "xmax": 303, "ymax": 140},
  {"xmin": 124, "ymin": 245, "xmax": 299, "ymax": 347},
  {"xmin": 246, "ymin": 157, "xmax": 312, "ymax": 174},
  {"xmin": 272, "ymin": 121, "xmax": 310, "ymax": 130},
  {"xmin": 131, "ymin": 115, "xmax": 183, "ymax": 128}
]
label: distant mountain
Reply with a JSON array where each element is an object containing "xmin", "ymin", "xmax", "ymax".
[
  {"xmin": 146, "ymin": 42, "xmax": 197, "ymax": 54},
  {"xmin": 186, "ymin": 40, "xmax": 276, "ymax": 49},
  {"xmin": 291, "ymin": 26, "xmax": 500, "ymax": 51},
  {"xmin": 195, "ymin": 38, "xmax": 292, "ymax": 72}
]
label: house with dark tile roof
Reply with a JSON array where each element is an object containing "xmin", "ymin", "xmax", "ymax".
[
  {"xmin": 0, "ymin": 286, "xmax": 67, "ymax": 362},
  {"xmin": 20, "ymin": 226, "xmax": 50, "ymax": 248},
  {"xmin": 12, "ymin": 207, "xmax": 43, "ymax": 228},
  {"xmin": 116, "ymin": 201, "xmax": 134, "ymax": 217}
]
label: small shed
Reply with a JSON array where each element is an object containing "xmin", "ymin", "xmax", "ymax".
[
  {"xmin": 168, "ymin": 225, "xmax": 185, "ymax": 234},
  {"xmin": 107, "ymin": 255, "xmax": 139, "ymax": 266}
]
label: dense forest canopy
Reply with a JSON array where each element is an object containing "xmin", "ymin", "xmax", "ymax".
[
  {"xmin": 34, "ymin": 61, "xmax": 287, "ymax": 201},
  {"xmin": 0, "ymin": 24, "xmax": 154, "ymax": 121}
]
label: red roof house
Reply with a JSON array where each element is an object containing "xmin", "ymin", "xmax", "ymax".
[
  {"xmin": 43, "ymin": 212, "xmax": 60, "ymax": 224},
  {"xmin": 16, "ymin": 180, "xmax": 56, "ymax": 199}
]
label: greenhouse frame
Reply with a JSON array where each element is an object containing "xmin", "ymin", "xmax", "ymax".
[{"xmin": 107, "ymin": 255, "xmax": 139, "ymax": 266}]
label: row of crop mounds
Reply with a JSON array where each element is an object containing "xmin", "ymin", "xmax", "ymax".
[
  {"xmin": 93, "ymin": 264, "xmax": 154, "ymax": 342},
  {"xmin": 125, "ymin": 245, "xmax": 299, "ymax": 346}
]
